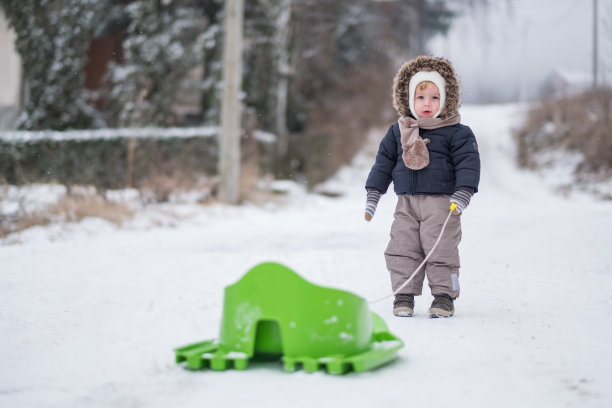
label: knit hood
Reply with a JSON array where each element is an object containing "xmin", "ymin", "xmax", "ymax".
[{"xmin": 392, "ymin": 55, "xmax": 461, "ymax": 120}]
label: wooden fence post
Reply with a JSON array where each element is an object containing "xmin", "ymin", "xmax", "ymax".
[{"xmin": 218, "ymin": 0, "xmax": 244, "ymax": 204}]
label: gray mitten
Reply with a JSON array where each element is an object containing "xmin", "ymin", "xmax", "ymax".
[
  {"xmin": 450, "ymin": 187, "xmax": 474, "ymax": 214},
  {"xmin": 365, "ymin": 188, "xmax": 381, "ymax": 221}
]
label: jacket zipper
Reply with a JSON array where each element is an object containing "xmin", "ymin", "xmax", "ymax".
[{"xmin": 410, "ymin": 130, "xmax": 417, "ymax": 194}]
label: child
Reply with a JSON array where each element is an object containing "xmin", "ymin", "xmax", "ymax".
[{"xmin": 364, "ymin": 55, "xmax": 480, "ymax": 318}]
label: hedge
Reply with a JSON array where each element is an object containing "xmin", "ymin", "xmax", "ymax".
[{"xmin": 0, "ymin": 127, "xmax": 219, "ymax": 189}]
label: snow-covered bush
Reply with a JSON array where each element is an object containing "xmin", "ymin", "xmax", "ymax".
[
  {"xmin": 0, "ymin": 183, "xmax": 133, "ymax": 238},
  {"xmin": 514, "ymin": 88, "xmax": 612, "ymax": 197}
]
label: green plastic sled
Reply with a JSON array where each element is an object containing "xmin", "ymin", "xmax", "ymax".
[{"xmin": 175, "ymin": 262, "xmax": 403, "ymax": 374}]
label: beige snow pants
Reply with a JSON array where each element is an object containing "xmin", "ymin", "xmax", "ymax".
[{"xmin": 385, "ymin": 195, "xmax": 462, "ymax": 299}]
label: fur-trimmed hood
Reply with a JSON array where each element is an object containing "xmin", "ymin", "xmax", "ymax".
[{"xmin": 392, "ymin": 55, "xmax": 461, "ymax": 120}]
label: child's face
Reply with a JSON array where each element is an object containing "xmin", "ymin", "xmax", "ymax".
[{"xmin": 414, "ymin": 83, "xmax": 440, "ymax": 118}]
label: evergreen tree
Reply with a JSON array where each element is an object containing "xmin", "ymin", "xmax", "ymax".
[
  {"xmin": 0, "ymin": 0, "xmax": 106, "ymax": 130},
  {"xmin": 107, "ymin": 0, "xmax": 209, "ymax": 127}
]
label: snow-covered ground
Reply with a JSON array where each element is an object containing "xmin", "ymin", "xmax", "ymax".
[{"xmin": 1, "ymin": 104, "xmax": 611, "ymax": 408}]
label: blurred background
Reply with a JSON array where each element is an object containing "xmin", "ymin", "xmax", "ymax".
[
  {"xmin": 0, "ymin": 0, "xmax": 610, "ymax": 235},
  {"xmin": 431, "ymin": 0, "xmax": 610, "ymax": 103}
]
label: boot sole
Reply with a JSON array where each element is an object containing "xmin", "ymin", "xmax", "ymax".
[
  {"xmin": 393, "ymin": 306, "xmax": 414, "ymax": 317},
  {"xmin": 428, "ymin": 307, "xmax": 454, "ymax": 318}
]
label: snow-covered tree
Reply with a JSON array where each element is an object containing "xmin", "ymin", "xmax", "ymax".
[
  {"xmin": 106, "ymin": 0, "xmax": 209, "ymax": 127},
  {"xmin": 0, "ymin": 0, "xmax": 106, "ymax": 130}
]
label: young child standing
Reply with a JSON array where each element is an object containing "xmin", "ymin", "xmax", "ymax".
[{"xmin": 364, "ymin": 55, "xmax": 480, "ymax": 318}]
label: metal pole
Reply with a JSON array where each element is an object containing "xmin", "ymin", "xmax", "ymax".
[
  {"xmin": 219, "ymin": 0, "xmax": 244, "ymax": 204},
  {"xmin": 593, "ymin": 0, "xmax": 598, "ymax": 88},
  {"xmin": 519, "ymin": 21, "xmax": 529, "ymax": 102}
]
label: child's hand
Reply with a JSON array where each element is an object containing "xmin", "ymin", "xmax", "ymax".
[
  {"xmin": 365, "ymin": 188, "xmax": 381, "ymax": 221},
  {"xmin": 449, "ymin": 187, "xmax": 474, "ymax": 215}
]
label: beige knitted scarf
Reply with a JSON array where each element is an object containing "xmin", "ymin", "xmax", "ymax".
[{"xmin": 398, "ymin": 113, "xmax": 461, "ymax": 170}]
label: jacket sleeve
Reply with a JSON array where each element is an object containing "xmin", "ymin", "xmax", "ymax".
[
  {"xmin": 365, "ymin": 124, "xmax": 398, "ymax": 194},
  {"xmin": 450, "ymin": 125, "xmax": 481, "ymax": 192}
]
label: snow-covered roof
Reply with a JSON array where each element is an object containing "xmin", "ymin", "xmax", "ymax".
[
  {"xmin": 551, "ymin": 68, "xmax": 592, "ymax": 85},
  {"xmin": 549, "ymin": 68, "xmax": 612, "ymax": 87}
]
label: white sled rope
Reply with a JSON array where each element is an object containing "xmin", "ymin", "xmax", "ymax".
[{"xmin": 369, "ymin": 203, "xmax": 457, "ymax": 304}]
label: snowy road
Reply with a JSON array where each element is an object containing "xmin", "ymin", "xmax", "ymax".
[{"xmin": 1, "ymin": 104, "xmax": 611, "ymax": 408}]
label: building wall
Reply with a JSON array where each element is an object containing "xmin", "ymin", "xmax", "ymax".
[
  {"xmin": 0, "ymin": 10, "xmax": 20, "ymax": 107},
  {"xmin": 0, "ymin": 9, "xmax": 21, "ymax": 129}
]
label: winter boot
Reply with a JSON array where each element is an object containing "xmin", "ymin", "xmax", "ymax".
[
  {"xmin": 429, "ymin": 294, "xmax": 454, "ymax": 318},
  {"xmin": 393, "ymin": 294, "xmax": 414, "ymax": 317}
]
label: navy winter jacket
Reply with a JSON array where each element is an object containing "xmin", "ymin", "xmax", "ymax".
[{"xmin": 365, "ymin": 122, "xmax": 480, "ymax": 195}]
